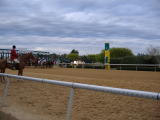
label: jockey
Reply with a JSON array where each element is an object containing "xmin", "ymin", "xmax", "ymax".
[{"xmin": 10, "ymin": 45, "xmax": 19, "ymax": 63}]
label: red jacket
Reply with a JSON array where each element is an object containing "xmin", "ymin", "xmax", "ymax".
[{"xmin": 11, "ymin": 49, "xmax": 18, "ymax": 60}]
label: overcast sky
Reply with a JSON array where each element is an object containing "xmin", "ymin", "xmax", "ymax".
[{"xmin": 0, "ymin": 0, "xmax": 160, "ymax": 55}]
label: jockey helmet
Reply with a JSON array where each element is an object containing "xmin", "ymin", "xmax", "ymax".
[{"xmin": 12, "ymin": 45, "xmax": 16, "ymax": 49}]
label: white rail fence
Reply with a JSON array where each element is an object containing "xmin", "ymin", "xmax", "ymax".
[
  {"xmin": 56, "ymin": 63, "xmax": 160, "ymax": 71},
  {"xmin": 0, "ymin": 73, "xmax": 160, "ymax": 120}
]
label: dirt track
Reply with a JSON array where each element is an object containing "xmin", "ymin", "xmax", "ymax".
[{"xmin": 0, "ymin": 68, "xmax": 160, "ymax": 120}]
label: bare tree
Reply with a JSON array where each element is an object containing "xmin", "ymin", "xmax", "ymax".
[
  {"xmin": 146, "ymin": 46, "xmax": 160, "ymax": 64},
  {"xmin": 147, "ymin": 46, "xmax": 160, "ymax": 56}
]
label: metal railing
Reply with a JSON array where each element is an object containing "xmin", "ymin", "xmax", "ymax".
[
  {"xmin": 55, "ymin": 63, "xmax": 160, "ymax": 71},
  {"xmin": 0, "ymin": 73, "xmax": 160, "ymax": 120}
]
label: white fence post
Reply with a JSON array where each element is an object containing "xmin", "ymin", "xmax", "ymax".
[
  {"xmin": 154, "ymin": 66, "xmax": 156, "ymax": 72},
  {"xmin": 66, "ymin": 88, "xmax": 75, "ymax": 120},
  {"xmin": 0, "ymin": 77, "xmax": 10, "ymax": 106},
  {"xmin": 136, "ymin": 65, "xmax": 138, "ymax": 71},
  {"xmin": 3, "ymin": 77, "xmax": 10, "ymax": 97}
]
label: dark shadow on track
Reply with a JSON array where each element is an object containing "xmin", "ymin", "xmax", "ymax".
[{"xmin": 0, "ymin": 111, "xmax": 18, "ymax": 120}]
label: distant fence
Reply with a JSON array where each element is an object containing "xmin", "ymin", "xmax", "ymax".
[
  {"xmin": 0, "ymin": 73, "xmax": 160, "ymax": 120},
  {"xmin": 56, "ymin": 63, "xmax": 160, "ymax": 72},
  {"xmin": 109, "ymin": 64, "xmax": 160, "ymax": 71}
]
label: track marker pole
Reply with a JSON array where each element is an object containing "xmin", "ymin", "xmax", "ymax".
[{"xmin": 104, "ymin": 43, "xmax": 110, "ymax": 70}]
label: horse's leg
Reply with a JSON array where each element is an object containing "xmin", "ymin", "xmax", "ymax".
[
  {"xmin": 18, "ymin": 64, "xmax": 23, "ymax": 76},
  {"xmin": 0, "ymin": 68, "xmax": 6, "ymax": 83},
  {"xmin": 18, "ymin": 69, "xmax": 21, "ymax": 76},
  {"xmin": 2, "ymin": 68, "xmax": 6, "ymax": 83},
  {"xmin": 18, "ymin": 69, "xmax": 23, "ymax": 76},
  {"xmin": 21, "ymin": 69, "xmax": 23, "ymax": 76},
  {"xmin": 0, "ymin": 69, "xmax": 5, "ymax": 83},
  {"xmin": 0, "ymin": 69, "xmax": 2, "ymax": 83},
  {"xmin": 17, "ymin": 69, "xmax": 22, "ymax": 82}
]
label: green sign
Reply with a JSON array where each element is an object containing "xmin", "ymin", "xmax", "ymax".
[{"xmin": 105, "ymin": 43, "xmax": 109, "ymax": 50}]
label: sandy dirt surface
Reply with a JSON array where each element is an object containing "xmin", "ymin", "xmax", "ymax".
[{"xmin": 0, "ymin": 68, "xmax": 160, "ymax": 120}]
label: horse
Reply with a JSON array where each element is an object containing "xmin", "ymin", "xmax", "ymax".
[
  {"xmin": 16, "ymin": 52, "xmax": 36, "ymax": 75},
  {"xmin": 33, "ymin": 58, "xmax": 54, "ymax": 69},
  {"xmin": 0, "ymin": 53, "xmax": 36, "ymax": 82},
  {"xmin": 40, "ymin": 60, "xmax": 54, "ymax": 68}
]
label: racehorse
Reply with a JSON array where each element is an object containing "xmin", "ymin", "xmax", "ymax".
[
  {"xmin": 0, "ymin": 53, "xmax": 36, "ymax": 82},
  {"xmin": 34, "ymin": 58, "xmax": 54, "ymax": 68}
]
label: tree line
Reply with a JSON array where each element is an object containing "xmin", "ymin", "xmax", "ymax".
[{"xmin": 50, "ymin": 47, "xmax": 160, "ymax": 64}]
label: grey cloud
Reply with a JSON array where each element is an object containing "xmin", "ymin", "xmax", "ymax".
[
  {"xmin": 0, "ymin": 0, "xmax": 160, "ymax": 54},
  {"xmin": 0, "ymin": 16, "xmax": 159, "ymax": 41}
]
